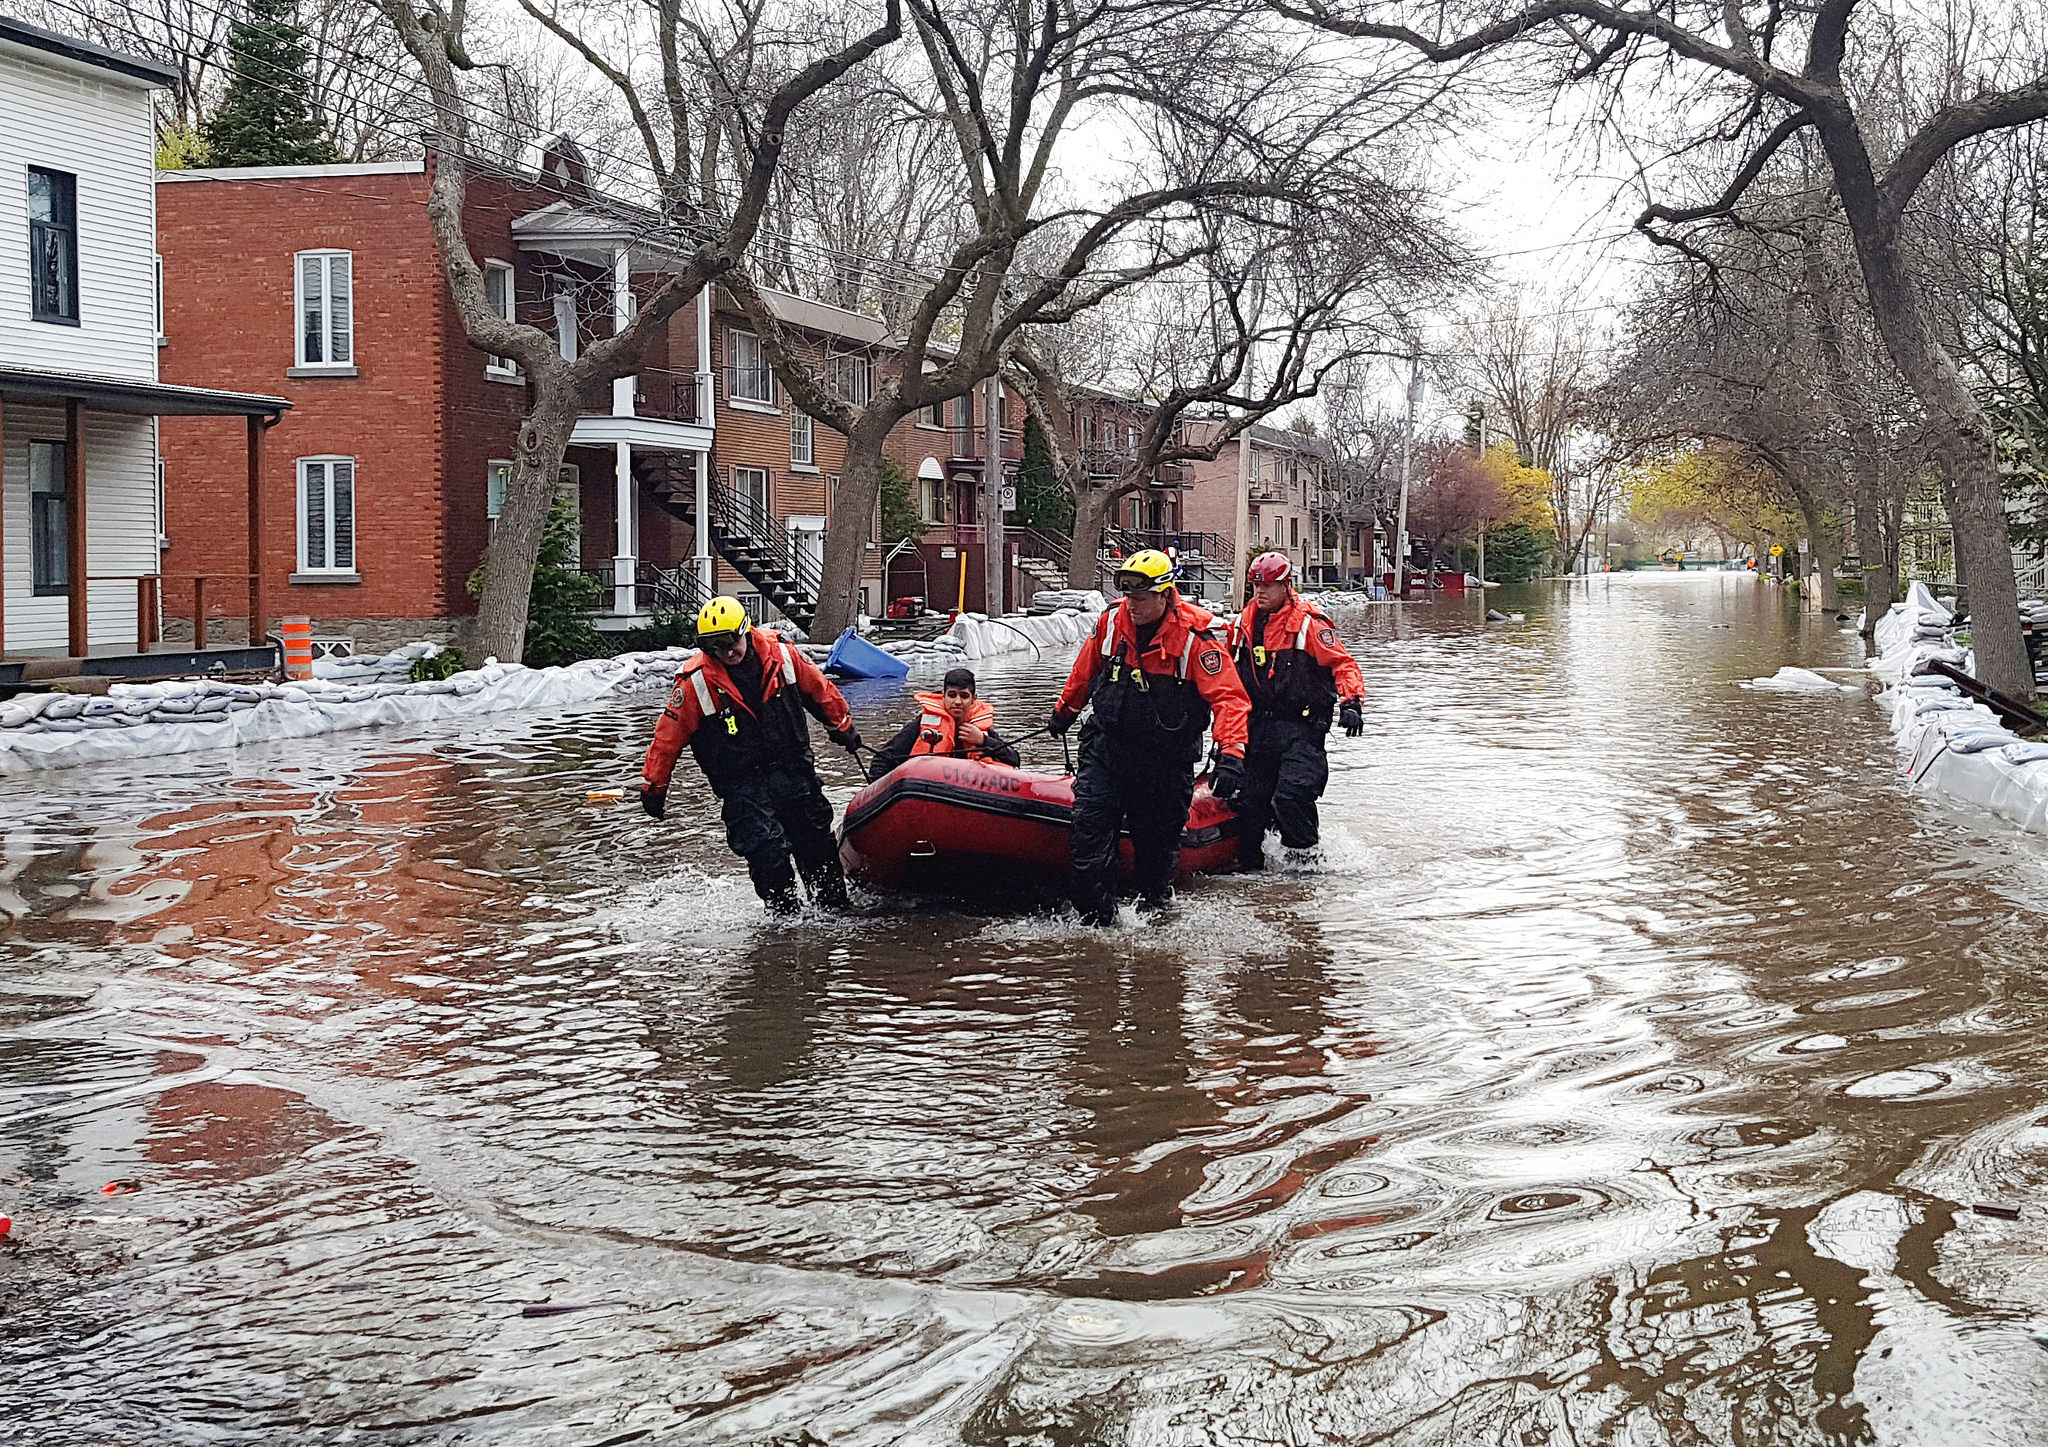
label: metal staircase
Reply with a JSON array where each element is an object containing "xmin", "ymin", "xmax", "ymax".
[
  {"xmin": 1102, "ymin": 528, "xmax": 1234, "ymax": 602},
  {"xmin": 638, "ymin": 456, "xmax": 821, "ymax": 630}
]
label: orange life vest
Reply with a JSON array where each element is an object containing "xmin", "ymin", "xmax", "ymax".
[{"xmin": 909, "ymin": 692, "xmax": 998, "ymax": 758}]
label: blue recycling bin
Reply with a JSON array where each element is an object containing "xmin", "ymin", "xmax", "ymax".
[{"xmin": 824, "ymin": 627, "xmax": 910, "ymax": 680}]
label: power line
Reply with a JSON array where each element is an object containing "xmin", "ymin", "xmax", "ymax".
[{"xmin": 39, "ymin": 0, "xmax": 1651, "ymax": 335}]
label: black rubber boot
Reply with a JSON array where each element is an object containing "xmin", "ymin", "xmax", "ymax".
[
  {"xmin": 801, "ymin": 855, "xmax": 851, "ymax": 912},
  {"xmin": 747, "ymin": 851, "xmax": 802, "ymax": 915}
]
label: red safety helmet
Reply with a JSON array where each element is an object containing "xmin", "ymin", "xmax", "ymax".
[{"xmin": 1248, "ymin": 552, "xmax": 1293, "ymax": 586}]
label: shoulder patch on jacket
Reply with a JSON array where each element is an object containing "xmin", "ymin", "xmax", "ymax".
[
  {"xmin": 1317, "ymin": 626, "xmax": 1339, "ymax": 649},
  {"xmin": 1198, "ymin": 647, "xmax": 1224, "ymax": 675}
]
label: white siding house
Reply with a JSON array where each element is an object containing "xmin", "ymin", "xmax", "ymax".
[{"xmin": 0, "ymin": 18, "xmax": 286, "ymax": 670}]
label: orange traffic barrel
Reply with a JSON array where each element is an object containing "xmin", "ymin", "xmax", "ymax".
[{"xmin": 281, "ymin": 617, "xmax": 314, "ymax": 680}]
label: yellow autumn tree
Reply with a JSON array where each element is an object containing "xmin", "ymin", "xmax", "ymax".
[
  {"xmin": 1477, "ymin": 442, "xmax": 1554, "ymax": 531},
  {"xmin": 1626, "ymin": 449, "xmax": 1802, "ymax": 557}
]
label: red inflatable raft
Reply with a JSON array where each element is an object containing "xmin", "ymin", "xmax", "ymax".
[{"xmin": 839, "ymin": 755, "xmax": 1242, "ymax": 893}]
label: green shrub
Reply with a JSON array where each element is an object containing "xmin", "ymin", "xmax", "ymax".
[
  {"xmin": 409, "ymin": 647, "xmax": 467, "ymax": 683},
  {"xmin": 467, "ymin": 494, "xmax": 605, "ymax": 666}
]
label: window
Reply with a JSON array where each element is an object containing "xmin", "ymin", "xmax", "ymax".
[
  {"xmin": 729, "ymin": 329, "xmax": 775, "ymax": 405},
  {"xmin": 1290, "ymin": 516, "xmax": 1300, "ymax": 549},
  {"xmin": 828, "ymin": 354, "xmax": 874, "ymax": 407},
  {"xmin": 153, "ymin": 253, "xmax": 165, "ymax": 344},
  {"xmin": 1127, "ymin": 425, "xmax": 1139, "ymax": 453},
  {"xmin": 791, "ymin": 411, "xmax": 815, "ymax": 468},
  {"xmin": 485, "ymin": 260, "xmax": 517, "ymax": 376},
  {"xmin": 28, "ymin": 168, "xmax": 79, "ymax": 324},
  {"xmin": 295, "ymin": 251, "xmax": 353, "ymax": 368},
  {"xmin": 29, "ymin": 441, "xmax": 67, "ymax": 594},
  {"xmin": 733, "ymin": 465, "xmax": 770, "ymax": 516},
  {"xmin": 920, "ymin": 400, "xmax": 945, "ymax": 428},
  {"xmin": 155, "ymin": 458, "xmax": 169, "ymax": 551},
  {"xmin": 553, "ymin": 292, "xmax": 579, "ymax": 361},
  {"xmin": 487, "ymin": 461, "xmax": 581, "ymax": 538},
  {"xmin": 298, "ymin": 457, "xmax": 356, "ymax": 574},
  {"xmin": 919, "ymin": 471, "xmax": 943, "ymax": 523}
]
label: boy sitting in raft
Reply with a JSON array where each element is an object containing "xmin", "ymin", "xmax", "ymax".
[{"xmin": 871, "ymin": 667, "xmax": 1022, "ymax": 777}]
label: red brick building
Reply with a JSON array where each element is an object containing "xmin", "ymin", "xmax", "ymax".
[{"xmin": 157, "ymin": 153, "xmax": 892, "ymax": 651}]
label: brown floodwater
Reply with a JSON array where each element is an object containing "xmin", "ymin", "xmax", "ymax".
[{"xmin": 5, "ymin": 571, "xmax": 2048, "ymax": 1446}]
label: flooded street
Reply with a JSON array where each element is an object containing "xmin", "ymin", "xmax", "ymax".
[{"xmin": 9, "ymin": 571, "xmax": 2048, "ymax": 1445}]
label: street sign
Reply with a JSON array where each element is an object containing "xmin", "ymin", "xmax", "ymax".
[
  {"xmin": 939, "ymin": 547, "xmax": 957, "ymax": 558},
  {"xmin": 1769, "ymin": 544, "xmax": 1784, "ymax": 556},
  {"xmin": 1001, "ymin": 484, "xmax": 1016, "ymax": 511}
]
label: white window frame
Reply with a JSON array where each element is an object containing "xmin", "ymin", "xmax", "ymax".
[
  {"xmin": 153, "ymin": 253, "xmax": 166, "ymax": 346},
  {"xmin": 294, "ymin": 250, "xmax": 354, "ymax": 371},
  {"xmin": 728, "ymin": 328, "xmax": 777, "ymax": 409},
  {"xmin": 488, "ymin": 460, "xmax": 582, "ymax": 539},
  {"xmin": 552, "ymin": 291, "xmax": 578, "ymax": 361},
  {"xmin": 484, "ymin": 260, "xmax": 519, "ymax": 379},
  {"xmin": 155, "ymin": 457, "xmax": 169, "ymax": 552},
  {"xmin": 296, "ymin": 456, "xmax": 358, "ymax": 576},
  {"xmin": 733, "ymin": 465, "xmax": 771, "ymax": 515},
  {"xmin": 790, "ymin": 411, "xmax": 816, "ymax": 470},
  {"xmin": 829, "ymin": 353, "xmax": 874, "ymax": 408}
]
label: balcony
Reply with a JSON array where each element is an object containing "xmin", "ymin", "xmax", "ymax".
[
  {"xmin": 570, "ymin": 365, "xmax": 714, "ymax": 452},
  {"xmin": 638, "ymin": 367, "xmax": 711, "ymax": 424},
  {"xmin": 950, "ymin": 426, "xmax": 1024, "ymax": 467}
]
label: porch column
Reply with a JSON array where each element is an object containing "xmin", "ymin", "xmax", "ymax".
[
  {"xmin": 1232, "ymin": 429, "xmax": 1252, "ymax": 604},
  {"xmin": 610, "ymin": 247, "xmax": 634, "ymax": 419},
  {"xmin": 694, "ymin": 448, "xmax": 712, "ymax": 596},
  {"xmin": 613, "ymin": 440, "xmax": 636, "ymax": 615},
  {"xmin": 66, "ymin": 399, "xmax": 87, "ymax": 656},
  {"xmin": 247, "ymin": 415, "xmax": 268, "ymax": 647},
  {"xmin": 695, "ymin": 289, "xmax": 713, "ymax": 423},
  {"xmin": 0, "ymin": 397, "xmax": 7, "ymax": 653}
]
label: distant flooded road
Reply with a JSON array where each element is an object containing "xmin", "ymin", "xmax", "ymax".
[{"xmin": 8, "ymin": 572, "xmax": 2048, "ymax": 1445}]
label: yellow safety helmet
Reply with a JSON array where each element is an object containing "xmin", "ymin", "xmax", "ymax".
[
  {"xmin": 695, "ymin": 596, "xmax": 749, "ymax": 648},
  {"xmin": 1113, "ymin": 549, "xmax": 1177, "ymax": 594}
]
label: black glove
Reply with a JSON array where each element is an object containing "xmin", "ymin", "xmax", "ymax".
[
  {"xmin": 829, "ymin": 725, "xmax": 862, "ymax": 753},
  {"xmin": 1211, "ymin": 753, "xmax": 1246, "ymax": 805},
  {"xmin": 1048, "ymin": 710, "xmax": 1075, "ymax": 738},
  {"xmin": 1339, "ymin": 699, "xmax": 1363, "ymax": 737},
  {"xmin": 639, "ymin": 784, "xmax": 667, "ymax": 820}
]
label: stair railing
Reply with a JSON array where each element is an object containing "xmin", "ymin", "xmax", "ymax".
[{"xmin": 708, "ymin": 475, "xmax": 824, "ymax": 607}]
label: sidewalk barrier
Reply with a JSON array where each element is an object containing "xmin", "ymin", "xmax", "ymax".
[{"xmin": 280, "ymin": 617, "xmax": 314, "ymax": 680}]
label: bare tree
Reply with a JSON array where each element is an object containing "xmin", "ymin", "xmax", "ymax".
[
  {"xmin": 375, "ymin": 0, "xmax": 903, "ymax": 660},
  {"xmin": 733, "ymin": 0, "xmax": 1453, "ymax": 633},
  {"xmin": 1008, "ymin": 199, "xmax": 1453, "ymax": 588},
  {"xmin": 1275, "ymin": 0, "xmax": 2048, "ymax": 696}
]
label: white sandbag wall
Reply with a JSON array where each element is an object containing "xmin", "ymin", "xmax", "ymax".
[
  {"xmin": 866, "ymin": 598, "xmax": 1107, "ymax": 671},
  {"xmin": 0, "ymin": 647, "xmax": 698, "ymax": 775},
  {"xmin": 1875, "ymin": 582, "xmax": 2048, "ymax": 833}
]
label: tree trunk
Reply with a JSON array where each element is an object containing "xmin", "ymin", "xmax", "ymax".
[
  {"xmin": 1779, "ymin": 467, "xmax": 1839, "ymax": 611},
  {"xmin": 474, "ymin": 381, "xmax": 580, "ymax": 663},
  {"xmin": 1068, "ymin": 479, "xmax": 1118, "ymax": 590},
  {"xmin": 1821, "ymin": 118, "xmax": 2032, "ymax": 696},
  {"xmin": 1852, "ymin": 468, "xmax": 1898, "ymax": 635},
  {"xmin": 814, "ymin": 416, "xmax": 897, "ymax": 636}
]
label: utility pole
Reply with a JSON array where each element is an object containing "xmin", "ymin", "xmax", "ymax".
[
  {"xmin": 983, "ymin": 373, "xmax": 1004, "ymax": 616},
  {"xmin": 1393, "ymin": 352, "xmax": 1421, "ymax": 598}
]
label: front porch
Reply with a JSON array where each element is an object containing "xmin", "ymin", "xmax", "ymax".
[{"xmin": 0, "ymin": 366, "xmax": 289, "ymax": 682}]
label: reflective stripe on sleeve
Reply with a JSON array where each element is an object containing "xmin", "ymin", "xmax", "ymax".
[{"xmin": 687, "ymin": 669, "xmax": 714, "ymax": 715}]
